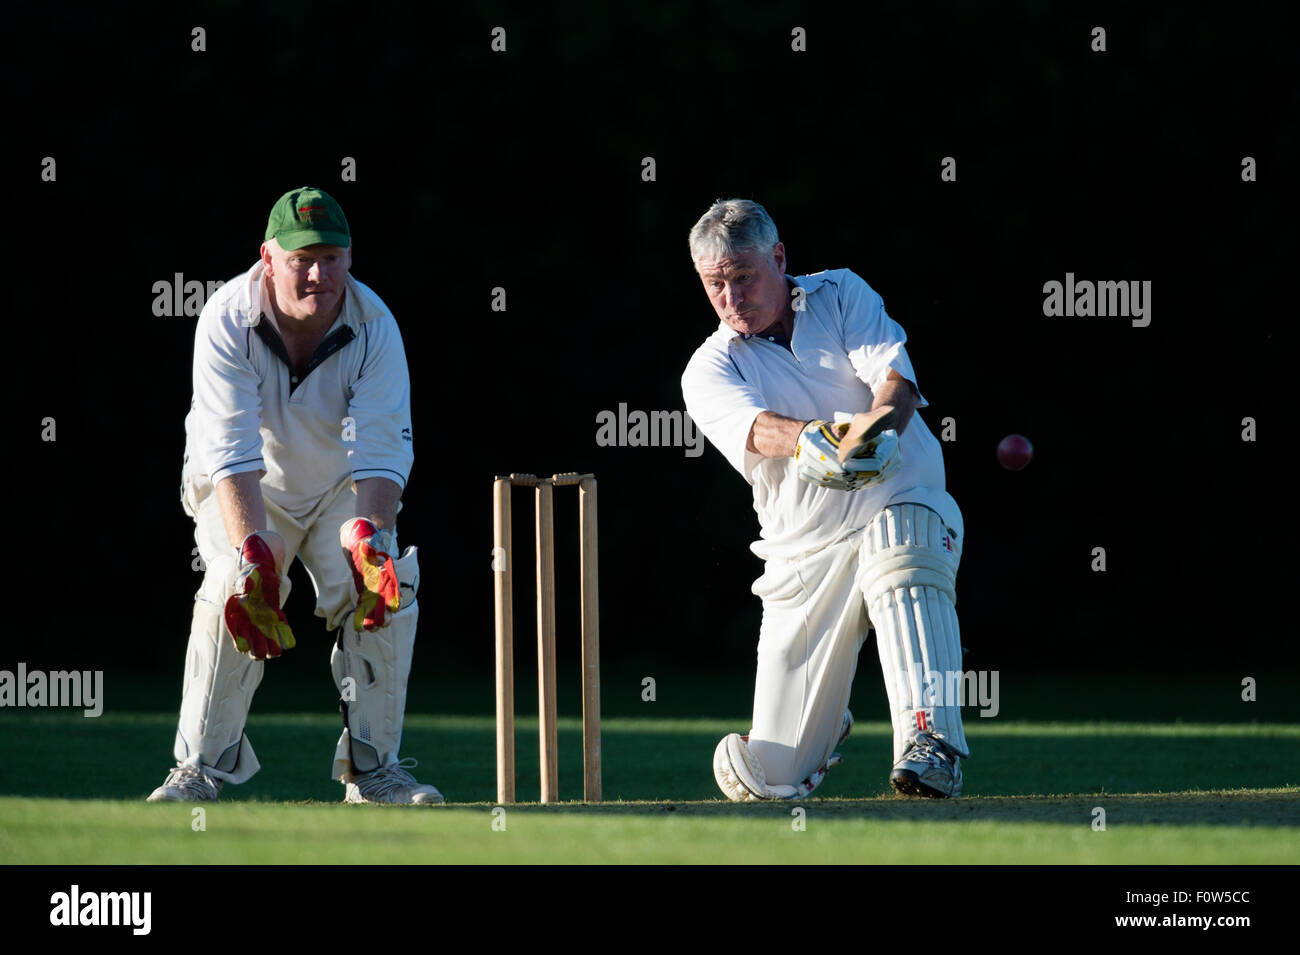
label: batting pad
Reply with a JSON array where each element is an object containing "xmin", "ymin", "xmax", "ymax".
[
  {"xmin": 714, "ymin": 733, "xmax": 832, "ymax": 801},
  {"xmin": 859, "ymin": 503, "xmax": 969, "ymax": 761},
  {"xmin": 173, "ymin": 554, "xmax": 266, "ymax": 783},
  {"xmin": 331, "ymin": 546, "xmax": 420, "ymax": 780}
]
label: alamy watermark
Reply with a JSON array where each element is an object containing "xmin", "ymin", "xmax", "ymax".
[
  {"xmin": 890, "ymin": 668, "xmax": 999, "ymax": 717},
  {"xmin": 0, "ymin": 663, "xmax": 103, "ymax": 717},
  {"xmin": 152, "ymin": 273, "xmax": 224, "ymax": 317},
  {"xmin": 1042, "ymin": 273, "xmax": 1151, "ymax": 327},
  {"xmin": 49, "ymin": 885, "xmax": 150, "ymax": 935},
  {"xmin": 595, "ymin": 403, "xmax": 703, "ymax": 457}
]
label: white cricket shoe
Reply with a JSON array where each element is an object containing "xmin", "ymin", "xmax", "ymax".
[
  {"xmin": 345, "ymin": 757, "xmax": 444, "ymax": 805},
  {"xmin": 889, "ymin": 732, "xmax": 963, "ymax": 798},
  {"xmin": 147, "ymin": 765, "xmax": 222, "ymax": 802}
]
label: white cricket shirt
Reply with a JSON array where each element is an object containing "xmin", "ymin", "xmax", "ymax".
[
  {"xmin": 682, "ymin": 269, "xmax": 961, "ymax": 561},
  {"xmin": 182, "ymin": 261, "xmax": 414, "ymax": 520}
]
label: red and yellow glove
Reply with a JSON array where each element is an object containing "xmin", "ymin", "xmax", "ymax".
[
  {"xmin": 340, "ymin": 518, "xmax": 401, "ymax": 631},
  {"xmin": 224, "ymin": 532, "xmax": 296, "ymax": 660}
]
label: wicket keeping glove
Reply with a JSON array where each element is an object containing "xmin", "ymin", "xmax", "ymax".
[
  {"xmin": 340, "ymin": 517, "xmax": 402, "ymax": 631},
  {"xmin": 795, "ymin": 418, "xmax": 902, "ymax": 491},
  {"xmin": 224, "ymin": 532, "xmax": 296, "ymax": 660}
]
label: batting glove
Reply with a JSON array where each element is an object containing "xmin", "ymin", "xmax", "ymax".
[
  {"xmin": 224, "ymin": 532, "xmax": 296, "ymax": 660},
  {"xmin": 340, "ymin": 517, "xmax": 402, "ymax": 631},
  {"xmin": 841, "ymin": 427, "xmax": 902, "ymax": 489},
  {"xmin": 795, "ymin": 419, "xmax": 902, "ymax": 491}
]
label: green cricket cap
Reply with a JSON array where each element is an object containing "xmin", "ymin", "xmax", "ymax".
[{"xmin": 264, "ymin": 186, "xmax": 351, "ymax": 251}]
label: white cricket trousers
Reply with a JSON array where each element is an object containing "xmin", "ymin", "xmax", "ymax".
[
  {"xmin": 172, "ymin": 474, "xmax": 365, "ymax": 782},
  {"xmin": 746, "ymin": 506, "xmax": 963, "ymax": 787}
]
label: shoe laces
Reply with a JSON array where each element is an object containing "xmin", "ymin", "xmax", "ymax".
[
  {"xmin": 164, "ymin": 766, "xmax": 220, "ymax": 798},
  {"xmin": 356, "ymin": 757, "xmax": 422, "ymax": 798},
  {"xmin": 906, "ymin": 733, "xmax": 955, "ymax": 766}
]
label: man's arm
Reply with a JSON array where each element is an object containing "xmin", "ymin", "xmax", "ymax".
[
  {"xmin": 746, "ymin": 370, "xmax": 921, "ymax": 458},
  {"xmin": 872, "ymin": 369, "xmax": 920, "ymax": 435},
  {"xmin": 344, "ymin": 310, "xmax": 414, "ymax": 513},
  {"xmin": 354, "ymin": 477, "xmax": 401, "ymax": 531},
  {"xmin": 214, "ymin": 470, "xmax": 295, "ymax": 658},
  {"xmin": 746, "ymin": 412, "xmax": 806, "ymax": 457},
  {"xmin": 215, "ymin": 471, "xmax": 269, "ymax": 550}
]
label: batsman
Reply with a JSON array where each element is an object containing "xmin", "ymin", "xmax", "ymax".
[
  {"xmin": 148, "ymin": 186, "xmax": 442, "ymax": 804},
  {"xmin": 683, "ymin": 199, "xmax": 969, "ymax": 800}
]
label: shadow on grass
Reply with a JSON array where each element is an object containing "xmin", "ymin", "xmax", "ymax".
[
  {"xmin": 3, "ymin": 712, "xmax": 1298, "ymax": 819},
  {"xmin": 454, "ymin": 789, "xmax": 1300, "ymax": 828}
]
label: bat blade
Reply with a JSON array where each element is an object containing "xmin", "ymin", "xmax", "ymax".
[{"xmin": 836, "ymin": 406, "xmax": 898, "ymax": 463}]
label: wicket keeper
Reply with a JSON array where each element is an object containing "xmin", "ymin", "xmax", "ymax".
[
  {"xmin": 682, "ymin": 199, "xmax": 969, "ymax": 799},
  {"xmin": 149, "ymin": 186, "xmax": 442, "ymax": 804}
]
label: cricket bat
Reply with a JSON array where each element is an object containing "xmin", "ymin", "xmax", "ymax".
[{"xmin": 836, "ymin": 405, "xmax": 898, "ymax": 463}]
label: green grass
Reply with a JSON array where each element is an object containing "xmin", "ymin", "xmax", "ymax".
[
  {"xmin": 3, "ymin": 792, "xmax": 1297, "ymax": 864},
  {"xmin": 2, "ymin": 678, "xmax": 1298, "ymax": 862},
  {"xmin": 5, "ymin": 711, "xmax": 1298, "ymax": 804}
]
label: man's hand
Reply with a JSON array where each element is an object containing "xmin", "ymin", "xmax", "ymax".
[
  {"xmin": 340, "ymin": 517, "xmax": 402, "ymax": 631},
  {"xmin": 795, "ymin": 418, "xmax": 902, "ymax": 491},
  {"xmin": 224, "ymin": 531, "xmax": 296, "ymax": 660}
]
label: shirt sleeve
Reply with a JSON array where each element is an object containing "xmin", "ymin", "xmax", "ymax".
[
  {"xmin": 837, "ymin": 271, "xmax": 928, "ymax": 407},
  {"xmin": 682, "ymin": 338, "xmax": 768, "ymax": 483},
  {"xmin": 347, "ymin": 315, "xmax": 415, "ymax": 489},
  {"xmin": 190, "ymin": 302, "xmax": 266, "ymax": 485}
]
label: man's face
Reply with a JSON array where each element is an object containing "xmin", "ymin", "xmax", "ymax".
[
  {"xmin": 695, "ymin": 243, "xmax": 790, "ymax": 337},
  {"xmin": 261, "ymin": 241, "xmax": 352, "ymax": 322}
]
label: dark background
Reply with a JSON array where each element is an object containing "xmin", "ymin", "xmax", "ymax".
[{"xmin": 11, "ymin": 2, "xmax": 1293, "ymax": 715}]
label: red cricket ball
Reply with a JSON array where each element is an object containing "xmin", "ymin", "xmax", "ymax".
[{"xmin": 997, "ymin": 434, "xmax": 1033, "ymax": 471}]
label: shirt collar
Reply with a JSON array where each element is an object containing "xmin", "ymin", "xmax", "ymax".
[{"xmin": 740, "ymin": 329, "xmax": 792, "ymax": 348}]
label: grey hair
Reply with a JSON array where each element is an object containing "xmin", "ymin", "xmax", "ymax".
[{"xmin": 688, "ymin": 198, "xmax": 780, "ymax": 268}]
